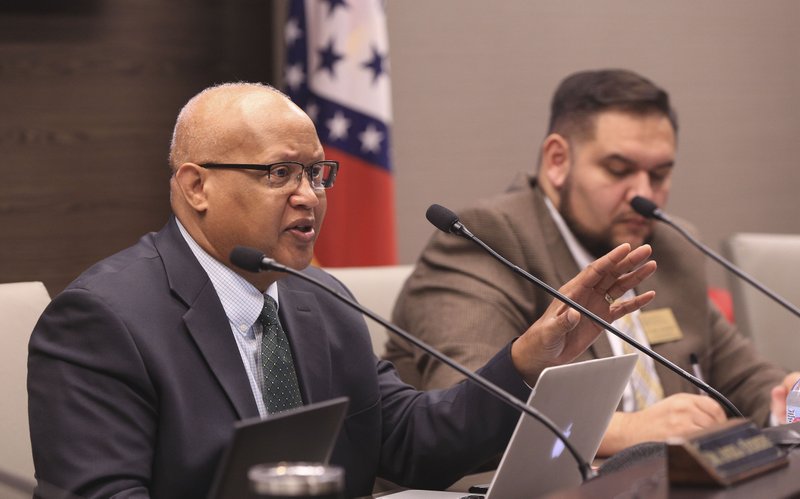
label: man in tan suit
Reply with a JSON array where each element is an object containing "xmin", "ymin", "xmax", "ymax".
[{"xmin": 386, "ymin": 69, "xmax": 800, "ymax": 456}]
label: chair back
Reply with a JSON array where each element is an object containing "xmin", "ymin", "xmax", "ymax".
[
  {"xmin": 325, "ymin": 265, "xmax": 415, "ymax": 356},
  {"xmin": 0, "ymin": 281, "xmax": 51, "ymax": 481},
  {"xmin": 722, "ymin": 233, "xmax": 800, "ymax": 369}
]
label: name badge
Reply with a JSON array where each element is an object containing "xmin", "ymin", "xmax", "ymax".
[{"xmin": 640, "ymin": 308, "xmax": 683, "ymax": 344}]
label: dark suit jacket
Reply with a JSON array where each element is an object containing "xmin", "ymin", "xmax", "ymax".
[
  {"xmin": 387, "ymin": 175, "xmax": 786, "ymax": 425},
  {"xmin": 28, "ymin": 218, "xmax": 529, "ymax": 499}
]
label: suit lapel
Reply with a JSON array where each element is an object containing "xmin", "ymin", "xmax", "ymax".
[
  {"xmin": 182, "ymin": 285, "xmax": 260, "ymax": 419},
  {"xmin": 528, "ymin": 181, "xmax": 614, "ymax": 359},
  {"xmin": 276, "ymin": 281, "xmax": 333, "ymax": 404},
  {"xmin": 528, "ymin": 181, "xmax": 582, "ymax": 286},
  {"xmin": 154, "ymin": 218, "xmax": 259, "ymax": 419}
]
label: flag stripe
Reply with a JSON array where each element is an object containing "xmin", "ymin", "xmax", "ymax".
[
  {"xmin": 315, "ymin": 146, "xmax": 397, "ymax": 266},
  {"xmin": 285, "ymin": 0, "xmax": 396, "ymax": 266}
]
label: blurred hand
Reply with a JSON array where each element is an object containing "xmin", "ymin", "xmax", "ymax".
[
  {"xmin": 511, "ymin": 243, "xmax": 656, "ymax": 383},
  {"xmin": 597, "ymin": 393, "xmax": 727, "ymax": 456},
  {"xmin": 771, "ymin": 372, "xmax": 800, "ymax": 424}
]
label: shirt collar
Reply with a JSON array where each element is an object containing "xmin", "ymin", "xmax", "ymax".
[
  {"xmin": 176, "ymin": 219, "xmax": 278, "ymax": 336},
  {"xmin": 543, "ymin": 196, "xmax": 635, "ymax": 302},
  {"xmin": 543, "ymin": 196, "xmax": 595, "ymax": 271}
]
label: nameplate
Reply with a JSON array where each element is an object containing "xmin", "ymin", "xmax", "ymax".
[
  {"xmin": 640, "ymin": 308, "xmax": 683, "ymax": 344},
  {"xmin": 667, "ymin": 418, "xmax": 789, "ymax": 487}
]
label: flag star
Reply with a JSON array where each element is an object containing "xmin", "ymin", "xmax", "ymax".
[
  {"xmin": 323, "ymin": 0, "xmax": 349, "ymax": 17},
  {"xmin": 359, "ymin": 124, "xmax": 384, "ymax": 153},
  {"xmin": 317, "ymin": 37, "xmax": 345, "ymax": 77},
  {"xmin": 305, "ymin": 101, "xmax": 320, "ymax": 123},
  {"xmin": 362, "ymin": 45, "xmax": 388, "ymax": 84},
  {"xmin": 327, "ymin": 111, "xmax": 351, "ymax": 141},
  {"xmin": 285, "ymin": 18, "xmax": 302, "ymax": 47},
  {"xmin": 284, "ymin": 63, "xmax": 305, "ymax": 92}
]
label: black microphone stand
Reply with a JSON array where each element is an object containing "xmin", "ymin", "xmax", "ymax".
[
  {"xmin": 230, "ymin": 246, "xmax": 597, "ymax": 482},
  {"xmin": 631, "ymin": 196, "xmax": 800, "ymax": 319}
]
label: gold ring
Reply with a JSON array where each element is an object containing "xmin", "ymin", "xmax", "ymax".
[{"xmin": 604, "ymin": 293, "xmax": 615, "ymax": 305}]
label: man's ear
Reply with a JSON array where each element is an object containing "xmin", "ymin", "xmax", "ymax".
[
  {"xmin": 172, "ymin": 163, "xmax": 210, "ymax": 213},
  {"xmin": 541, "ymin": 133, "xmax": 571, "ymax": 190}
]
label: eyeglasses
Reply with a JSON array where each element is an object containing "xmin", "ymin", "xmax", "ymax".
[{"xmin": 199, "ymin": 160, "xmax": 339, "ymax": 190}]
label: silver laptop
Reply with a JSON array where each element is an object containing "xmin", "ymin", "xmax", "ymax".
[
  {"xmin": 207, "ymin": 396, "xmax": 349, "ymax": 499},
  {"xmin": 383, "ymin": 354, "xmax": 637, "ymax": 499}
]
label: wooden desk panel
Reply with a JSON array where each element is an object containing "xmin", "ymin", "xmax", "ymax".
[{"xmin": 545, "ymin": 447, "xmax": 800, "ymax": 498}]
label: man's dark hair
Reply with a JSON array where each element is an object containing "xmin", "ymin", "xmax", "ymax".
[{"xmin": 547, "ymin": 69, "xmax": 678, "ymax": 141}]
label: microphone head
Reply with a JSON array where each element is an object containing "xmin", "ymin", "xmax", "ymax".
[
  {"xmin": 230, "ymin": 246, "xmax": 266, "ymax": 273},
  {"xmin": 630, "ymin": 196, "xmax": 659, "ymax": 219},
  {"xmin": 426, "ymin": 204, "xmax": 460, "ymax": 233}
]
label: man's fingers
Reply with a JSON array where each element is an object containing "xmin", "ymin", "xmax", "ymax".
[
  {"xmin": 580, "ymin": 243, "xmax": 632, "ymax": 290},
  {"xmin": 623, "ymin": 244, "xmax": 655, "ymax": 268},
  {"xmin": 695, "ymin": 395, "xmax": 727, "ymax": 423},
  {"xmin": 609, "ymin": 291, "xmax": 656, "ymax": 320},
  {"xmin": 585, "ymin": 244, "xmax": 653, "ymax": 294},
  {"xmin": 557, "ymin": 307, "xmax": 581, "ymax": 332},
  {"xmin": 605, "ymin": 260, "xmax": 657, "ymax": 302},
  {"xmin": 598, "ymin": 244, "xmax": 654, "ymax": 293}
]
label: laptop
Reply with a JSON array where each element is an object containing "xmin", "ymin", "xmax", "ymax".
[
  {"xmin": 383, "ymin": 354, "xmax": 637, "ymax": 499},
  {"xmin": 207, "ymin": 396, "xmax": 349, "ymax": 499}
]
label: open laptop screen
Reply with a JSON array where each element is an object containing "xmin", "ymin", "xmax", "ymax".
[{"xmin": 381, "ymin": 354, "xmax": 636, "ymax": 499}]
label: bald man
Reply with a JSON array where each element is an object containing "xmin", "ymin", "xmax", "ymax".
[{"xmin": 28, "ymin": 83, "xmax": 656, "ymax": 498}]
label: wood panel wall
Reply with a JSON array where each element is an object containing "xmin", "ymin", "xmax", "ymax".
[{"xmin": 0, "ymin": 0, "xmax": 277, "ymax": 295}]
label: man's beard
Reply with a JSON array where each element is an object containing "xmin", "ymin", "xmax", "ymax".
[
  {"xmin": 559, "ymin": 179, "xmax": 653, "ymax": 259},
  {"xmin": 559, "ymin": 183, "xmax": 615, "ymax": 259}
]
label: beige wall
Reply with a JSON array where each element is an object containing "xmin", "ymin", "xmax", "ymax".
[
  {"xmin": 5, "ymin": 1, "xmax": 795, "ymax": 292},
  {"xmin": 386, "ymin": 0, "xmax": 800, "ymax": 286}
]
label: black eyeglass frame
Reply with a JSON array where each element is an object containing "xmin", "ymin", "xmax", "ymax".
[{"xmin": 199, "ymin": 160, "xmax": 339, "ymax": 190}]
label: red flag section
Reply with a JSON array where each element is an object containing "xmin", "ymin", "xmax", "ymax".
[
  {"xmin": 285, "ymin": 0, "xmax": 396, "ymax": 267},
  {"xmin": 315, "ymin": 147, "xmax": 397, "ymax": 266}
]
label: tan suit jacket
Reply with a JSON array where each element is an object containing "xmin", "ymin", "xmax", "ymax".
[{"xmin": 386, "ymin": 175, "xmax": 786, "ymax": 425}]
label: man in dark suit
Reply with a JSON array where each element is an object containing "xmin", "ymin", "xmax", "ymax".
[
  {"xmin": 386, "ymin": 69, "xmax": 800, "ymax": 457},
  {"xmin": 27, "ymin": 82, "xmax": 657, "ymax": 498}
]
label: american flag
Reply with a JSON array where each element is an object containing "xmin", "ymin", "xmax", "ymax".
[{"xmin": 284, "ymin": 0, "xmax": 397, "ymax": 267}]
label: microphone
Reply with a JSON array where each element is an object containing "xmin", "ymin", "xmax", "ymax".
[
  {"xmin": 630, "ymin": 196, "xmax": 800, "ymax": 319},
  {"xmin": 426, "ymin": 203, "xmax": 743, "ymax": 418},
  {"xmin": 229, "ymin": 246, "xmax": 596, "ymax": 482},
  {"xmin": 231, "ymin": 247, "xmax": 283, "ymax": 273}
]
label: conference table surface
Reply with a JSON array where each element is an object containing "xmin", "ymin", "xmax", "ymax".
[
  {"xmin": 542, "ymin": 444, "xmax": 800, "ymax": 499},
  {"xmin": 371, "ymin": 445, "xmax": 800, "ymax": 498}
]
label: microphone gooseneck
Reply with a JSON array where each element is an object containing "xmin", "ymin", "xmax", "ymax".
[
  {"xmin": 428, "ymin": 204, "xmax": 744, "ymax": 419},
  {"xmin": 230, "ymin": 246, "xmax": 596, "ymax": 482},
  {"xmin": 630, "ymin": 196, "xmax": 800, "ymax": 319}
]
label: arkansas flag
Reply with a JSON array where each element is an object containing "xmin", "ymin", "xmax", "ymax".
[{"xmin": 284, "ymin": 0, "xmax": 397, "ymax": 266}]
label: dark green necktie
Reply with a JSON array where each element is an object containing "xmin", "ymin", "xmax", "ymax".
[{"xmin": 260, "ymin": 296, "xmax": 303, "ymax": 413}]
